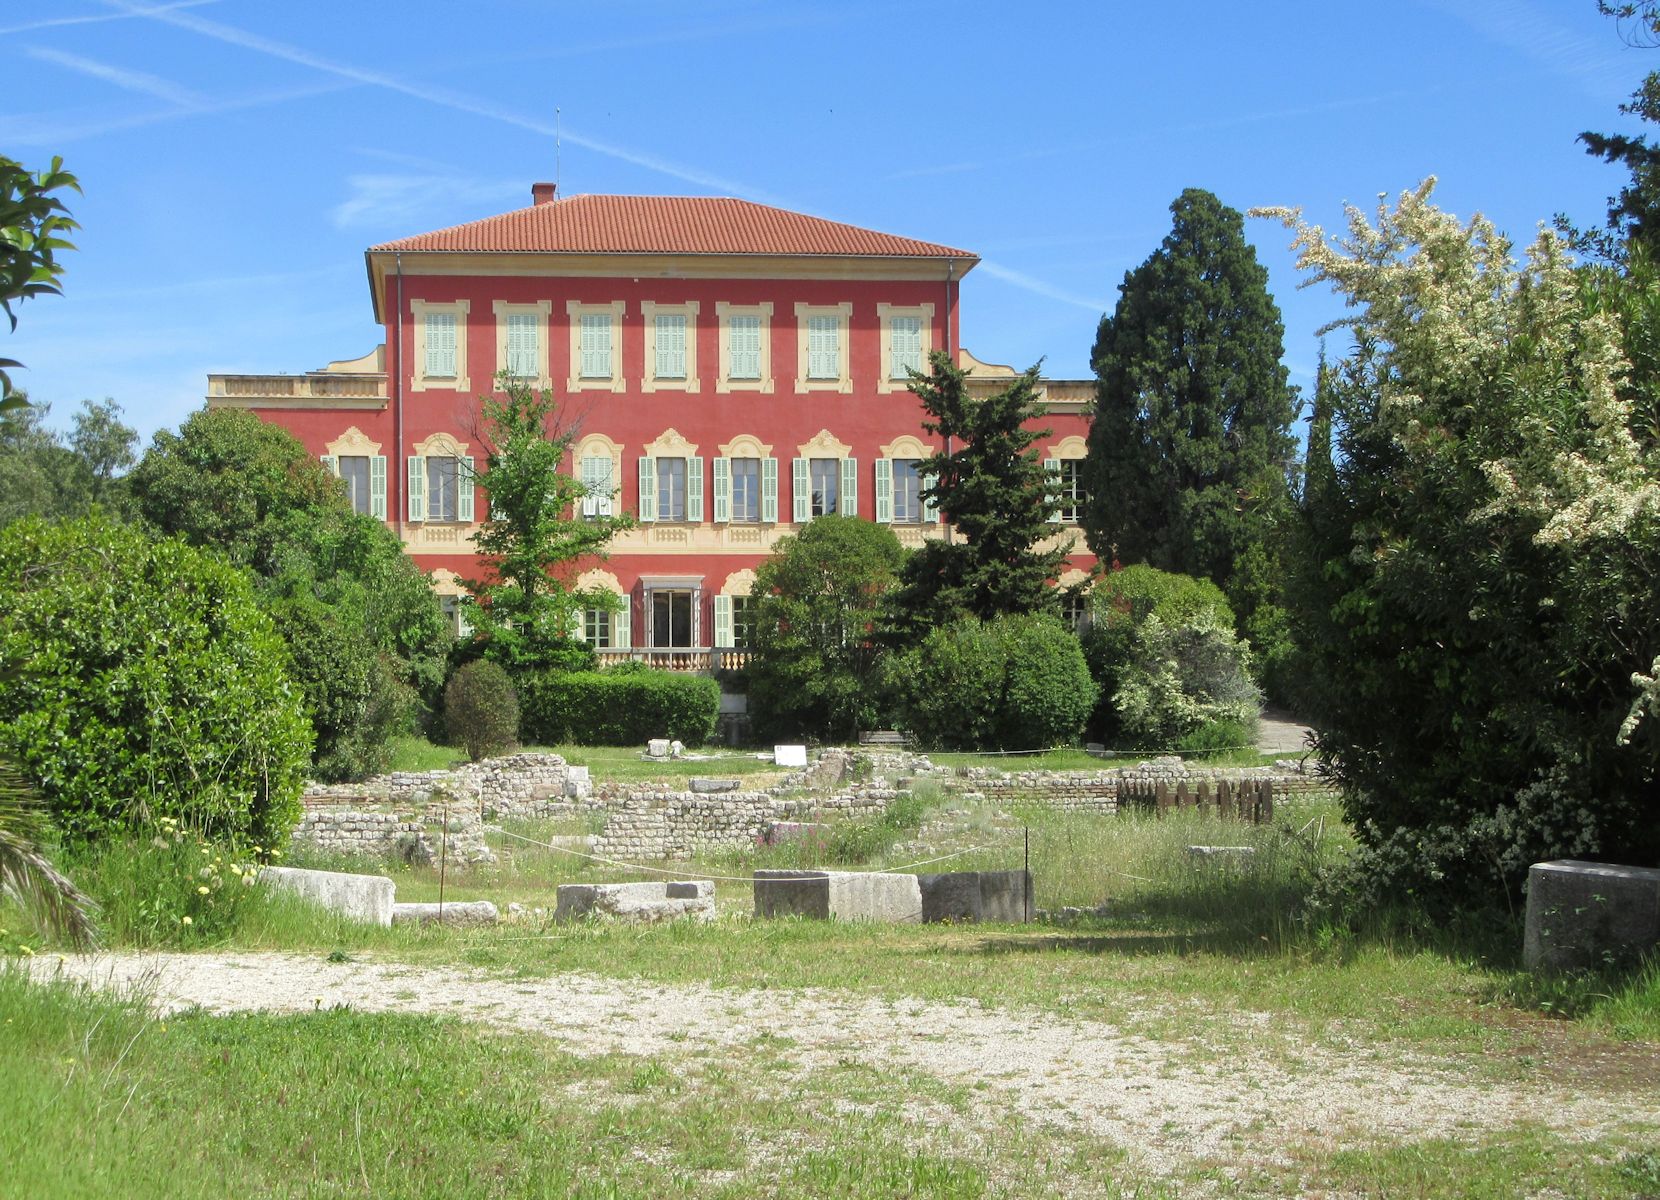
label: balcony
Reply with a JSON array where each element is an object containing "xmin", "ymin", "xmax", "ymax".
[
  {"xmin": 206, "ymin": 371, "xmax": 388, "ymax": 410},
  {"xmin": 594, "ymin": 647, "xmax": 753, "ymax": 672}
]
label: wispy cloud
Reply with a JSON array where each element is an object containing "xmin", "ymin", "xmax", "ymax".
[
  {"xmin": 26, "ymin": 45, "xmax": 207, "ymax": 108},
  {"xmin": 0, "ymin": 0, "xmax": 214, "ymax": 37},
  {"xmin": 0, "ymin": 79, "xmax": 354, "ymax": 146},
  {"xmin": 1423, "ymin": 0, "xmax": 1632, "ymax": 102},
  {"xmin": 976, "ymin": 261, "xmax": 1110, "ymax": 314},
  {"xmin": 106, "ymin": 0, "xmax": 790, "ymax": 203},
  {"xmin": 332, "ymin": 174, "xmax": 523, "ymax": 231}
]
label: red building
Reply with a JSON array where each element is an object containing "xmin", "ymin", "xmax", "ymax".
[{"xmin": 208, "ymin": 186, "xmax": 1096, "ymax": 664}]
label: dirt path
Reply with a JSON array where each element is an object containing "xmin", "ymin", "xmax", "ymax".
[
  {"xmin": 1256, "ymin": 707, "xmax": 1313, "ymax": 756},
  {"xmin": 30, "ymin": 951, "xmax": 1657, "ymax": 1178}
]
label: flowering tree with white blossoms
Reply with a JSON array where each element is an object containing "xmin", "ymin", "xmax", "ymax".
[{"xmin": 1255, "ymin": 180, "xmax": 1660, "ymax": 904}]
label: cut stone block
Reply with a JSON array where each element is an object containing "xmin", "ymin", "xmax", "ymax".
[
  {"xmin": 773, "ymin": 745, "xmax": 808, "ymax": 767},
  {"xmin": 917, "ymin": 870, "xmax": 1033, "ymax": 923},
  {"xmin": 689, "ymin": 777, "xmax": 740, "ymax": 794},
  {"xmin": 391, "ymin": 900, "xmax": 499, "ymax": 927},
  {"xmin": 1186, "ymin": 845, "xmax": 1257, "ymax": 863},
  {"xmin": 753, "ymin": 869, "xmax": 922, "ymax": 923},
  {"xmin": 1524, "ymin": 859, "xmax": 1660, "ymax": 971},
  {"xmin": 647, "ymin": 739, "xmax": 671, "ymax": 758},
  {"xmin": 763, "ymin": 821, "xmax": 828, "ymax": 847},
  {"xmin": 259, "ymin": 865, "xmax": 395, "ymax": 927},
  {"xmin": 565, "ymin": 766, "xmax": 590, "ymax": 798},
  {"xmin": 555, "ymin": 880, "xmax": 715, "ymax": 923}
]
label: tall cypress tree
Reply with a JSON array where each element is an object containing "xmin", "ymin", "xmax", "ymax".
[
  {"xmin": 884, "ymin": 351, "xmax": 1069, "ymax": 636},
  {"xmin": 1083, "ymin": 188, "xmax": 1298, "ymax": 628}
]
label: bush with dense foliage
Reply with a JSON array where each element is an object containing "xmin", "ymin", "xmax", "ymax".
[
  {"xmin": 891, "ymin": 613, "xmax": 1096, "ymax": 750},
  {"xmin": 1080, "ymin": 564, "xmax": 1245, "ymax": 742},
  {"xmin": 1259, "ymin": 181, "xmax": 1660, "ymax": 905},
  {"xmin": 746, "ymin": 516, "xmax": 905, "ymax": 741},
  {"xmin": 0, "ymin": 515, "xmax": 310, "ymax": 845},
  {"xmin": 443, "ymin": 660, "xmax": 520, "ymax": 762},
  {"xmin": 519, "ymin": 665, "xmax": 719, "ymax": 747},
  {"xmin": 132, "ymin": 408, "xmax": 450, "ymax": 779},
  {"xmin": 1112, "ymin": 610, "xmax": 1260, "ymax": 748}
]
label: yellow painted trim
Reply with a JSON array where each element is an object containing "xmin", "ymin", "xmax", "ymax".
[
  {"xmin": 428, "ymin": 568, "xmax": 466, "ymax": 597},
  {"xmin": 877, "ymin": 434, "xmax": 929, "ymax": 460},
  {"xmin": 717, "ymin": 433, "xmax": 772, "ymax": 459},
  {"xmin": 575, "ymin": 568, "xmax": 624, "ymax": 595},
  {"xmin": 324, "ymin": 426, "xmax": 382, "ymax": 457},
  {"xmin": 412, "ymin": 431, "xmax": 470, "ymax": 458},
  {"xmin": 565, "ymin": 300, "xmax": 627, "ymax": 394},
  {"xmin": 876, "ymin": 302, "xmax": 935, "ymax": 394},
  {"xmin": 793, "ymin": 301, "xmax": 853, "ymax": 394},
  {"xmin": 714, "ymin": 301, "xmax": 774, "ymax": 394},
  {"xmin": 796, "ymin": 428, "xmax": 852, "ymax": 460},
  {"xmin": 639, "ymin": 300, "xmax": 700, "ymax": 393},
  {"xmin": 208, "ymin": 395, "xmax": 387, "ymax": 412},
  {"xmin": 1058, "ymin": 568, "xmax": 1091, "ymax": 589},
  {"xmin": 644, "ymin": 427, "xmax": 700, "ymax": 459},
  {"xmin": 491, "ymin": 299, "xmax": 552, "ymax": 388},
  {"xmin": 1049, "ymin": 434, "xmax": 1087, "ymax": 459},
  {"xmin": 409, "ymin": 299, "xmax": 470, "ymax": 393},
  {"xmin": 720, "ymin": 568, "xmax": 758, "ymax": 597}
]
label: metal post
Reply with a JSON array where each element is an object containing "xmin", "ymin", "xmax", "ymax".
[
  {"xmin": 438, "ymin": 794, "xmax": 449, "ymax": 925},
  {"xmin": 1024, "ymin": 825, "xmax": 1031, "ymax": 923}
]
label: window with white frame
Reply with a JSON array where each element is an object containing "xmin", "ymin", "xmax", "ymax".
[
  {"xmin": 729, "ymin": 457, "xmax": 759, "ymax": 522},
  {"xmin": 427, "ymin": 456, "xmax": 460, "ymax": 522},
  {"xmin": 583, "ymin": 608, "xmax": 614, "ymax": 648},
  {"xmin": 889, "ymin": 316, "xmax": 924, "ymax": 379},
  {"xmin": 505, "ymin": 313, "xmax": 539, "ymax": 378},
  {"xmin": 337, "ymin": 455, "xmax": 372, "ymax": 516},
  {"xmin": 579, "ymin": 454, "xmax": 616, "ymax": 519},
  {"xmin": 809, "ymin": 458, "xmax": 839, "ymax": 517},
  {"xmin": 1062, "ymin": 590, "xmax": 1090, "ymax": 633},
  {"xmin": 716, "ymin": 302, "xmax": 773, "ymax": 392},
  {"xmin": 891, "ymin": 458, "xmax": 922, "ymax": 523},
  {"xmin": 567, "ymin": 301, "xmax": 625, "ymax": 391},
  {"xmin": 1048, "ymin": 458, "xmax": 1085, "ymax": 524},
  {"xmin": 654, "ymin": 313, "xmax": 686, "ymax": 379},
  {"xmin": 411, "ymin": 300, "xmax": 469, "ymax": 391},
  {"xmin": 792, "ymin": 453, "xmax": 855, "ymax": 522},
  {"xmin": 731, "ymin": 595, "xmax": 755, "ymax": 648},
  {"xmin": 794, "ymin": 303, "xmax": 851, "ymax": 391},
  {"xmin": 656, "ymin": 457, "xmax": 687, "ymax": 522},
  {"xmin": 579, "ymin": 314, "xmax": 612, "ymax": 378},
  {"xmin": 406, "ymin": 446, "xmax": 474, "ymax": 523},
  {"xmin": 728, "ymin": 316, "xmax": 761, "ymax": 379},
  {"xmin": 877, "ymin": 303, "xmax": 934, "ymax": 393}
]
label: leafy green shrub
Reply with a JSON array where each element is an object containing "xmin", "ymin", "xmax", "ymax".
[
  {"xmin": 0, "ymin": 515, "xmax": 310, "ymax": 846},
  {"xmin": 1114, "ymin": 610, "xmax": 1260, "ymax": 747},
  {"xmin": 443, "ymin": 660, "xmax": 519, "ymax": 761},
  {"xmin": 1175, "ymin": 719, "xmax": 1254, "ymax": 758},
  {"xmin": 891, "ymin": 614, "xmax": 1096, "ymax": 750},
  {"xmin": 520, "ymin": 668, "xmax": 719, "ymax": 746}
]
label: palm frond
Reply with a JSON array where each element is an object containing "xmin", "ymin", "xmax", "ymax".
[{"xmin": 0, "ymin": 760, "xmax": 98, "ymax": 948}]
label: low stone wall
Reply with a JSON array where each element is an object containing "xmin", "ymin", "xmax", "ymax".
[
  {"xmin": 302, "ymin": 752, "xmax": 588, "ymax": 821},
  {"xmin": 291, "ymin": 807, "xmax": 495, "ymax": 868},
  {"xmin": 591, "ymin": 782, "xmax": 893, "ymax": 861}
]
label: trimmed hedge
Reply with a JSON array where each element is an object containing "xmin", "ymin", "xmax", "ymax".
[
  {"xmin": 0, "ymin": 515, "xmax": 311, "ymax": 845},
  {"xmin": 520, "ymin": 666, "xmax": 719, "ymax": 746}
]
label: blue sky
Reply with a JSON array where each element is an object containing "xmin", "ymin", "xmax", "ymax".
[{"xmin": 3, "ymin": 0, "xmax": 1654, "ymax": 442}]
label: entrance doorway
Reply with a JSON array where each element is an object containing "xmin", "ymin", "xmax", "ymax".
[{"xmin": 651, "ymin": 588, "xmax": 695, "ymax": 648}]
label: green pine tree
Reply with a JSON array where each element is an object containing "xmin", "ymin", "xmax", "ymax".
[
  {"xmin": 1083, "ymin": 188, "xmax": 1299, "ymax": 633},
  {"xmin": 884, "ymin": 351, "xmax": 1069, "ymax": 636}
]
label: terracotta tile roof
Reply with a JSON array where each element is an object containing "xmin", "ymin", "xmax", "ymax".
[{"xmin": 371, "ymin": 194, "xmax": 976, "ymax": 259}]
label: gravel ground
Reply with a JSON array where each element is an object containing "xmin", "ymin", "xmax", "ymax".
[{"xmin": 29, "ymin": 951, "xmax": 1658, "ymax": 1179}]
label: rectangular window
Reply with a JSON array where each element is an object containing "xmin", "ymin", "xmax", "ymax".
[
  {"xmin": 426, "ymin": 456, "xmax": 459, "ymax": 522},
  {"xmin": 892, "ymin": 459, "xmax": 922, "ymax": 523},
  {"xmin": 337, "ymin": 455, "xmax": 371, "ymax": 516},
  {"xmin": 728, "ymin": 315, "xmax": 761, "ymax": 380},
  {"xmin": 731, "ymin": 595, "xmax": 755, "ymax": 649},
  {"xmin": 655, "ymin": 457, "xmax": 687, "ymax": 522},
  {"xmin": 1058, "ymin": 460, "xmax": 1083, "ymax": 524},
  {"xmin": 890, "ymin": 315, "xmax": 923, "ymax": 379},
  {"xmin": 580, "ymin": 455, "xmax": 615, "ymax": 519},
  {"xmin": 1063, "ymin": 592, "xmax": 1089, "ymax": 633},
  {"xmin": 654, "ymin": 313, "xmax": 687, "ymax": 380},
  {"xmin": 807, "ymin": 315, "xmax": 839, "ymax": 379},
  {"xmin": 583, "ymin": 608, "xmax": 613, "ymax": 648},
  {"xmin": 579, "ymin": 313, "xmax": 612, "ymax": 379},
  {"xmin": 729, "ymin": 457, "xmax": 760, "ymax": 523},
  {"xmin": 651, "ymin": 590, "xmax": 694, "ymax": 648},
  {"xmin": 424, "ymin": 311, "xmax": 457, "ymax": 378},
  {"xmin": 505, "ymin": 313, "xmax": 539, "ymax": 379},
  {"xmin": 809, "ymin": 457, "xmax": 839, "ymax": 517}
]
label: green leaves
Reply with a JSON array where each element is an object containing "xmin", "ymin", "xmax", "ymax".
[{"xmin": 0, "ymin": 156, "xmax": 80, "ymax": 398}]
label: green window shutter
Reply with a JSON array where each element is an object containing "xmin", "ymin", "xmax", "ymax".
[
  {"xmin": 729, "ymin": 315, "xmax": 761, "ymax": 379},
  {"xmin": 407, "ymin": 455, "xmax": 426, "ymax": 522},
  {"xmin": 792, "ymin": 457, "xmax": 810, "ymax": 523},
  {"xmin": 570, "ymin": 608, "xmax": 586, "ymax": 641},
  {"xmin": 455, "ymin": 601, "xmax": 471, "ymax": 639},
  {"xmin": 891, "ymin": 315, "xmax": 923, "ymax": 378},
  {"xmin": 840, "ymin": 457, "xmax": 858, "ymax": 517},
  {"xmin": 369, "ymin": 455, "xmax": 387, "ymax": 519},
  {"xmin": 580, "ymin": 314, "xmax": 611, "ymax": 378},
  {"xmin": 687, "ymin": 456, "xmax": 704, "ymax": 522},
  {"xmin": 425, "ymin": 312, "xmax": 456, "ymax": 377},
  {"xmin": 457, "ymin": 456, "xmax": 475, "ymax": 523},
  {"xmin": 874, "ymin": 458, "xmax": 893, "ymax": 523},
  {"xmin": 506, "ymin": 313, "xmax": 538, "ymax": 378},
  {"xmin": 713, "ymin": 595, "xmax": 733, "ymax": 648},
  {"xmin": 655, "ymin": 313, "xmax": 686, "ymax": 379},
  {"xmin": 613, "ymin": 597, "xmax": 632, "ymax": 649},
  {"xmin": 638, "ymin": 456, "xmax": 656, "ymax": 522},
  {"xmin": 761, "ymin": 457, "xmax": 778, "ymax": 523},
  {"xmin": 807, "ymin": 315, "xmax": 838, "ymax": 379},
  {"xmin": 923, "ymin": 469, "xmax": 941, "ymax": 523},
  {"xmin": 320, "ymin": 453, "xmax": 337, "ymax": 476},
  {"xmin": 595, "ymin": 456, "xmax": 614, "ymax": 517},
  {"xmin": 712, "ymin": 456, "xmax": 731, "ymax": 523},
  {"xmin": 580, "ymin": 456, "xmax": 599, "ymax": 518},
  {"xmin": 1044, "ymin": 457, "xmax": 1062, "ymax": 523}
]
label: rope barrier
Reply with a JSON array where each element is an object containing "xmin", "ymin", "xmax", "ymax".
[{"xmin": 495, "ymin": 826, "xmax": 992, "ymax": 884}]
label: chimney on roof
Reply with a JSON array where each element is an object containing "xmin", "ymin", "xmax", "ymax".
[{"xmin": 531, "ymin": 181, "xmax": 557, "ymax": 206}]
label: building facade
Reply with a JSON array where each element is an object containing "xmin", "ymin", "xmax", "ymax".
[{"xmin": 208, "ymin": 187, "xmax": 1096, "ymax": 664}]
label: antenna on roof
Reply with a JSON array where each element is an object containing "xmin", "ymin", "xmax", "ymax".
[{"xmin": 555, "ymin": 107, "xmax": 561, "ymax": 193}]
